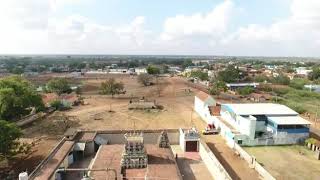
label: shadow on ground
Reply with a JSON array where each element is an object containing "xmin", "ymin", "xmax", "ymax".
[{"xmin": 206, "ymin": 142, "xmax": 241, "ymax": 180}]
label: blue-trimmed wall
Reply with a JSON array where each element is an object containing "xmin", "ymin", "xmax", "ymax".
[{"xmin": 277, "ymin": 128, "xmax": 309, "ymax": 134}]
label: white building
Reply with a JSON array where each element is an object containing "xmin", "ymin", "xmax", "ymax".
[
  {"xmin": 194, "ymin": 91, "xmax": 216, "ymax": 121},
  {"xmin": 220, "ymin": 103, "xmax": 310, "ymax": 146},
  {"xmin": 179, "ymin": 128, "xmax": 200, "ymax": 152},
  {"xmin": 226, "ymin": 83, "xmax": 259, "ymax": 91},
  {"xmin": 135, "ymin": 68, "xmax": 147, "ymax": 75},
  {"xmin": 295, "ymin": 67, "xmax": 312, "ymax": 76},
  {"xmin": 194, "ymin": 93, "xmax": 311, "ymax": 146}
]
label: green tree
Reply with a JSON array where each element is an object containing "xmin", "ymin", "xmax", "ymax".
[
  {"xmin": 0, "ymin": 120, "xmax": 23, "ymax": 159},
  {"xmin": 254, "ymin": 75, "xmax": 269, "ymax": 83},
  {"xmin": 146, "ymin": 65, "xmax": 160, "ymax": 75},
  {"xmin": 10, "ymin": 67, "xmax": 24, "ymax": 74},
  {"xmin": 47, "ymin": 78, "xmax": 72, "ymax": 95},
  {"xmin": 0, "ymin": 76, "xmax": 44, "ymax": 120},
  {"xmin": 182, "ymin": 59, "xmax": 194, "ymax": 69},
  {"xmin": 289, "ymin": 78, "xmax": 308, "ymax": 90},
  {"xmin": 271, "ymin": 74, "xmax": 290, "ymax": 85},
  {"xmin": 237, "ymin": 86, "xmax": 255, "ymax": 96},
  {"xmin": 190, "ymin": 71, "xmax": 209, "ymax": 81},
  {"xmin": 100, "ymin": 78, "xmax": 125, "ymax": 98},
  {"xmin": 161, "ymin": 65, "xmax": 169, "ymax": 74},
  {"xmin": 308, "ymin": 67, "xmax": 320, "ymax": 80},
  {"xmin": 217, "ymin": 65, "xmax": 240, "ymax": 83},
  {"xmin": 137, "ymin": 74, "xmax": 153, "ymax": 86},
  {"xmin": 209, "ymin": 81, "xmax": 227, "ymax": 95}
]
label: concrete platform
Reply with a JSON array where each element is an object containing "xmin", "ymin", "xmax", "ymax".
[
  {"xmin": 171, "ymin": 145, "xmax": 213, "ymax": 180},
  {"xmin": 125, "ymin": 145, "xmax": 181, "ymax": 179}
]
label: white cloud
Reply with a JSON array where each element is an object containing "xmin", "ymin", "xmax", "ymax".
[
  {"xmin": 219, "ymin": 0, "xmax": 320, "ymax": 56},
  {"xmin": 0, "ymin": 0, "xmax": 150, "ymax": 54},
  {"xmin": 46, "ymin": 15, "xmax": 151, "ymax": 54},
  {"xmin": 160, "ymin": 0, "xmax": 234, "ymax": 41},
  {"xmin": 0, "ymin": 0, "xmax": 320, "ymax": 56}
]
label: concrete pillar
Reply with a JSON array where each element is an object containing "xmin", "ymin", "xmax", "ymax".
[
  {"xmin": 307, "ymin": 143, "xmax": 312, "ymax": 149},
  {"xmin": 312, "ymin": 144, "xmax": 317, "ymax": 151},
  {"xmin": 19, "ymin": 172, "xmax": 28, "ymax": 180},
  {"xmin": 316, "ymin": 150, "xmax": 320, "ymax": 160}
]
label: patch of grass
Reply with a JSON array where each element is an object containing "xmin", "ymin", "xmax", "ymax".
[{"xmin": 271, "ymin": 86, "xmax": 320, "ymax": 115}]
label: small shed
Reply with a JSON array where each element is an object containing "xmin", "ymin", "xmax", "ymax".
[
  {"xmin": 179, "ymin": 128, "xmax": 200, "ymax": 152},
  {"xmin": 128, "ymin": 99, "xmax": 157, "ymax": 110}
]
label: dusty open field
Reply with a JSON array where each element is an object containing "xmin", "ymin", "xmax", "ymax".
[
  {"xmin": 65, "ymin": 76, "xmax": 199, "ymax": 130},
  {"xmin": 244, "ymin": 145, "xmax": 320, "ymax": 180},
  {"xmin": 10, "ymin": 75, "xmax": 262, "ymax": 179},
  {"xmin": 6, "ymin": 75, "xmax": 202, "ymax": 178}
]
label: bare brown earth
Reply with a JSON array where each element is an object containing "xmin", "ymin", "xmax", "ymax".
[
  {"xmin": 3, "ymin": 75, "xmax": 254, "ymax": 179},
  {"xmin": 65, "ymin": 76, "xmax": 198, "ymax": 130}
]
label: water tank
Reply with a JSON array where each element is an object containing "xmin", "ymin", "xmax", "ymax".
[{"xmin": 19, "ymin": 172, "xmax": 28, "ymax": 180}]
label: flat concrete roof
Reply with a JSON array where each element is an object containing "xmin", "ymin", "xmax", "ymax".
[
  {"xmin": 196, "ymin": 91, "xmax": 212, "ymax": 102},
  {"xmin": 267, "ymin": 116, "xmax": 311, "ymax": 125},
  {"xmin": 223, "ymin": 103, "xmax": 298, "ymax": 116},
  {"xmin": 226, "ymin": 83, "xmax": 259, "ymax": 87},
  {"xmin": 125, "ymin": 145, "xmax": 181, "ymax": 180},
  {"xmin": 77, "ymin": 132, "xmax": 97, "ymax": 142},
  {"xmin": 90, "ymin": 144, "xmax": 123, "ymax": 180},
  {"xmin": 34, "ymin": 140, "xmax": 74, "ymax": 180},
  {"xmin": 90, "ymin": 144, "xmax": 181, "ymax": 180}
]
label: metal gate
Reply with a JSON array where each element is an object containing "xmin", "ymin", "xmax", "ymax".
[{"xmin": 185, "ymin": 141, "xmax": 198, "ymax": 152}]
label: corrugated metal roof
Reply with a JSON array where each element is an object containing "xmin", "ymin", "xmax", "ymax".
[
  {"xmin": 267, "ymin": 116, "xmax": 311, "ymax": 125},
  {"xmin": 223, "ymin": 103, "xmax": 298, "ymax": 116}
]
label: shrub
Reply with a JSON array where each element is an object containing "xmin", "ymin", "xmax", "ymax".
[
  {"xmin": 273, "ymin": 87, "xmax": 290, "ymax": 95},
  {"xmin": 289, "ymin": 78, "xmax": 308, "ymax": 90},
  {"xmin": 305, "ymin": 138, "xmax": 317, "ymax": 145},
  {"xmin": 254, "ymin": 75, "xmax": 269, "ymax": 83},
  {"xmin": 190, "ymin": 71, "xmax": 209, "ymax": 81},
  {"xmin": 137, "ymin": 74, "xmax": 153, "ymax": 86},
  {"xmin": 285, "ymin": 102, "xmax": 307, "ymax": 114},
  {"xmin": 271, "ymin": 74, "xmax": 290, "ymax": 85},
  {"xmin": 50, "ymin": 100, "xmax": 71, "ymax": 111},
  {"xmin": 236, "ymin": 86, "xmax": 254, "ymax": 96}
]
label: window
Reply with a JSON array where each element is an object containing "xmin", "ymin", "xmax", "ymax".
[
  {"xmin": 278, "ymin": 124, "xmax": 308, "ymax": 129},
  {"xmin": 267, "ymin": 120, "xmax": 275, "ymax": 128}
]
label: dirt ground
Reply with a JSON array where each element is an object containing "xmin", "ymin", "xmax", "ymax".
[
  {"xmin": 0, "ymin": 138, "xmax": 58, "ymax": 179},
  {"xmin": 65, "ymin": 76, "xmax": 199, "ymax": 130},
  {"xmin": 244, "ymin": 145, "xmax": 320, "ymax": 180},
  {"xmin": 2, "ymin": 76, "xmax": 200, "ymax": 178},
  {"xmin": 6, "ymin": 75, "xmax": 255, "ymax": 179}
]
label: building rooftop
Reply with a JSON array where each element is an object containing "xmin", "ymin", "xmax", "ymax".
[
  {"xmin": 30, "ymin": 130, "xmax": 183, "ymax": 180},
  {"xmin": 267, "ymin": 116, "xmax": 311, "ymax": 125},
  {"xmin": 77, "ymin": 132, "xmax": 97, "ymax": 142},
  {"xmin": 125, "ymin": 145, "xmax": 181, "ymax": 180},
  {"xmin": 226, "ymin": 82, "xmax": 259, "ymax": 87},
  {"xmin": 223, "ymin": 103, "xmax": 298, "ymax": 116},
  {"xmin": 90, "ymin": 145, "xmax": 123, "ymax": 180},
  {"xmin": 196, "ymin": 91, "xmax": 212, "ymax": 102},
  {"xmin": 34, "ymin": 140, "xmax": 75, "ymax": 180}
]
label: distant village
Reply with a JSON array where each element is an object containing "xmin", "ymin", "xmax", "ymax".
[{"xmin": 1, "ymin": 55, "xmax": 320, "ymax": 180}]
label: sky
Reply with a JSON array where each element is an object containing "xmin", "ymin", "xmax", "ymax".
[{"xmin": 0, "ymin": 0, "xmax": 320, "ymax": 57}]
